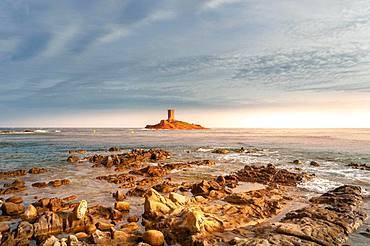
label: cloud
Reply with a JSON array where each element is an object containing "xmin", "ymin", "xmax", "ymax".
[{"xmin": 0, "ymin": 0, "xmax": 370, "ymax": 125}]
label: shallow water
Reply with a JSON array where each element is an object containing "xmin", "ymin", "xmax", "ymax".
[{"xmin": 0, "ymin": 128, "xmax": 369, "ymax": 245}]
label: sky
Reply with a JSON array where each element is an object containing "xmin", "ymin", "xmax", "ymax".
[{"xmin": 1, "ymin": 0, "xmax": 370, "ymax": 128}]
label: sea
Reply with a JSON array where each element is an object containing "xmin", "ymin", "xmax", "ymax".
[{"xmin": 0, "ymin": 128, "xmax": 369, "ymax": 245}]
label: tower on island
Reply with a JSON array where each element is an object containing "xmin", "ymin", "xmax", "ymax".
[{"xmin": 167, "ymin": 109, "xmax": 175, "ymax": 122}]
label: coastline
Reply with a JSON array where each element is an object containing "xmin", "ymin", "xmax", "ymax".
[{"xmin": 0, "ymin": 129, "xmax": 369, "ymax": 245}]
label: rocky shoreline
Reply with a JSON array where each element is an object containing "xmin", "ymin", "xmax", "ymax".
[{"xmin": 0, "ymin": 148, "xmax": 368, "ymax": 245}]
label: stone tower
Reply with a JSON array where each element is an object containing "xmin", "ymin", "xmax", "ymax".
[{"xmin": 168, "ymin": 109, "xmax": 175, "ymax": 122}]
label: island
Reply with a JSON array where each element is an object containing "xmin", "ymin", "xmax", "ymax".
[{"xmin": 145, "ymin": 109, "xmax": 207, "ymax": 130}]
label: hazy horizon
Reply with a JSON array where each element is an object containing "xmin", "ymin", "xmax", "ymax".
[{"xmin": 1, "ymin": 0, "xmax": 370, "ymax": 127}]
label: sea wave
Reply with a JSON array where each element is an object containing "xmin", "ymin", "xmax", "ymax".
[{"xmin": 298, "ymin": 177, "xmax": 342, "ymax": 193}]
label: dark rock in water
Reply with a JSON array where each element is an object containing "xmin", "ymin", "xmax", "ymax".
[
  {"xmin": 126, "ymin": 187, "xmax": 148, "ymax": 197},
  {"xmin": 235, "ymin": 164, "xmax": 314, "ymax": 186},
  {"xmin": 5, "ymin": 196, "xmax": 23, "ymax": 204},
  {"xmin": 0, "ymin": 170, "xmax": 26, "ymax": 179},
  {"xmin": 48, "ymin": 179, "xmax": 71, "ymax": 188},
  {"xmin": 96, "ymin": 173, "xmax": 136, "ymax": 187},
  {"xmin": 310, "ymin": 161, "xmax": 320, "ymax": 167},
  {"xmin": 2, "ymin": 202, "xmax": 25, "ymax": 216},
  {"xmin": 67, "ymin": 155, "xmax": 80, "ymax": 163},
  {"xmin": 109, "ymin": 147, "xmax": 121, "ymax": 152},
  {"xmin": 28, "ymin": 167, "xmax": 48, "ymax": 174},
  {"xmin": 347, "ymin": 162, "xmax": 370, "ymax": 171},
  {"xmin": 0, "ymin": 179, "xmax": 26, "ymax": 195},
  {"xmin": 292, "ymin": 159, "xmax": 302, "ymax": 165},
  {"xmin": 32, "ymin": 182, "xmax": 48, "ymax": 188},
  {"xmin": 68, "ymin": 149, "xmax": 87, "ymax": 154}
]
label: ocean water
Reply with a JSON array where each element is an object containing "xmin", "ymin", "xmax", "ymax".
[{"xmin": 0, "ymin": 128, "xmax": 369, "ymax": 244}]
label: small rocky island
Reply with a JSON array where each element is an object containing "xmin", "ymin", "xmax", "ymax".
[{"xmin": 145, "ymin": 109, "xmax": 206, "ymax": 130}]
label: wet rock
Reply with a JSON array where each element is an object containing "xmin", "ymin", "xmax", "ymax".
[
  {"xmin": 2, "ymin": 202, "xmax": 25, "ymax": 216},
  {"xmin": 32, "ymin": 182, "xmax": 48, "ymax": 188},
  {"xmin": 49, "ymin": 179, "xmax": 71, "ymax": 188},
  {"xmin": 113, "ymin": 190, "xmax": 126, "ymax": 201},
  {"xmin": 292, "ymin": 159, "xmax": 302, "ymax": 165},
  {"xmin": 309, "ymin": 161, "xmax": 320, "ymax": 167},
  {"xmin": 68, "ymin": 149, "xmax": 87, "ymax": 155},
  {"xmin": 0, "ymin": 179, "xmax": 26, "ymax": 195},
  {"xmin": 5, "ymin": 196, "xmax": 23, "ymax": 204},
  {"xmin": 152, "ymin": 180, "xmax": 178, "ymax": 193},
  {"xmin": 115, "ymin": 201, "xmax": 130, "ymax": 211},
  {"xmin": 67, "ymin": 155, "xmax": 80, "ymax": 163},
  {"xmin": 62, "ymin": 195, "xmax": 78, "ymax": 202},
  {"xmin": 347, "ymin": 162, "xmax": 370, "ymax": 171},
  {"xmin": 0, "ymin": 169, "xmax": 26, "ymax": 179},
  {"xmin": 143, "ymin": 230, "xmax": 165, "ymax": 246},
  {"xmin": 112, "ymin": 229, "xmax": 128, "ymax": 240},
  {"xmin": 29, "ymin": 167, "xmax": 48, "ymax": 174},
  {"xmin": 111, "ymin": 209, "xmax": 123, "ymax": 220},
  {"xmin": 88, "ymin": 205, "xmax": 112, "ymax": 220},
  {"xmin": 235, "ymin": 164, "xmax": 313, "ymax": 186},
  {"xmin": 75, "ymin": 232, "xmax": 89, "ymax": 240},
  {"xmin": 191, "ymin": 180, "xmax": 227, "ymax": 197}
]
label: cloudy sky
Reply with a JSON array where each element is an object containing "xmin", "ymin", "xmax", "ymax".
[{"xmin": 1, "ymin": 0, "xmax": 370, "ymax": 127}]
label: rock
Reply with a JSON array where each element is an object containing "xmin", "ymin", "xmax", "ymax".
[
  {"xmin": 91, "ymin": 229, "xmax": 112, "ymax": 244},
  {"xmin": 17, "ymin": 221, "xmax": 34, "ymax": 239},
  {"xmin": 143, "ymin": 189, "xmax": 177, "ymax": 218},
  {"xmin": 68, "ymin": 150, "xmax": 87, "ymax": 154},
  {"xmin": 111, "ymin": 209, "xmax": 123, "ymax": 220},
  {"xmin": 129, "ymin": 165, "xmax": 168, "ymax": 177},
  {"xmin": 86, "ymin": 224, "xmax": 97, "ymax": 234},
  {"xmin": 212, "ymin": 148, "xmax": 230, "ymax": 154},
  {"xmin": 235, "ymin": 164, "xmax": 313, "ymax": 186},
  {"xmin": 72, "ymin": 200, "xmax": 87, "ymax": 220},
  {"xmin": 310, "ymin": 161, "xmax": 320, "ymax": 167},
  {"xmin": 126, "ymin": 187, "xmax": 148, "ymax": 197},
  {"xmin": 145, "ymin": 111, "xmax": 206, "ymax": 130},
  {"xmin": 67, "ymin": 155, "xmax": 80, "ymax": 163},
  {"xmin": 2, "ymin": 202, "xmax": 25, "ymax": 216},
  {"xmin": 5, "ymin": 196, "xmax": 23, "ymax": 204},
  {"xmin": 109, "ymin": 147, "xmax": 121, "ymax": 152},
  {"xmin": 96, "ymin": 221, "xmax": 114, "ymax": 231},
  {"xmin": 41, "ymin": 235, "xmax": 60, "ymax": 246},
  {"xmin": 0, "ymin": 179, "xmax": 26, "ymax": 195},
  {"xmin": 32, "ymin": 182, "xmax": 48, "ymax": 188},
  {"xmin": 33, "ymin": 212, "xmax": 64, "ymax": 237},
  {"xmin": 142, "ymin": 230, "xmax": 165, "ymax": 246},
  {"xmin": 48, "ymin": 179, "xmax": 71, "ymax": 187},
  {"xmin": 96, "ymin": 173, "xmax": 136, "ymax": 187},
  {"xmin": 112, "ymin": 230, "xmax": 128, "ymax": 240},
  {"xmin": 67, "ymin": 234, "xmax": 81, "ymax": 246},
  {"xmin": 24, "ymin": 204, "xmax": 38, "ymax": 221},
  {"xmin": 127, "ymin": 215, "xmax": 139, "ymax": 223},
  {"xmin": 169, "ymin": 192, "xmax": 188, "ymax": 205},
  {"xmin": 28, "ymin": 167, "xmax": 48, "ymax": 174},
  {"xmin": 0, "ymin": 223, "xmax": 10, "ymax": 233},
  {"xmin": 0, "ymin": 169, "xmax": 26, "ymax": 179},
  {"xmin": 292, "ymin": 159, "xmax": 302, "ymax": 165},
  {"xmin": 114, "ymin": 201, "xmax": 130, "ymax": 211},
  {"xmin": 75, "ymin": 232, "xmax": 89, "ymax": 239},
  {"xmin": 113, "ymin": 190, "xmax": 126, "ymax": 201},
  {"xmin": 121, "ymin": 222, "xmax": 139, "ymax": 233}
]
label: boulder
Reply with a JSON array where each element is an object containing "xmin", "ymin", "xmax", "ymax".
[
  {"xmin": 67, "ymin": 155, "xmax": 80, "ymax": 163},
  {"xmin": 24, "ymin": 204, "xmax": 38, "ymax": 221},
  {"xmin": 2, "ymin": 202, "xmax": 25, "ymax": 216},
  {"xmin": 114, "ymin": 201, "xmax": 130, "ymax": 211},
  {"xmin": 73, "ymin": 200, "xmax": 88, "ymax": 219},
  {"xmin": 16, "ymin": 221, "xmax": 34, "ymax": 239},
  {"xmin": 142, "ymin": 230, "xmax": 165, "ymax": 246}
]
